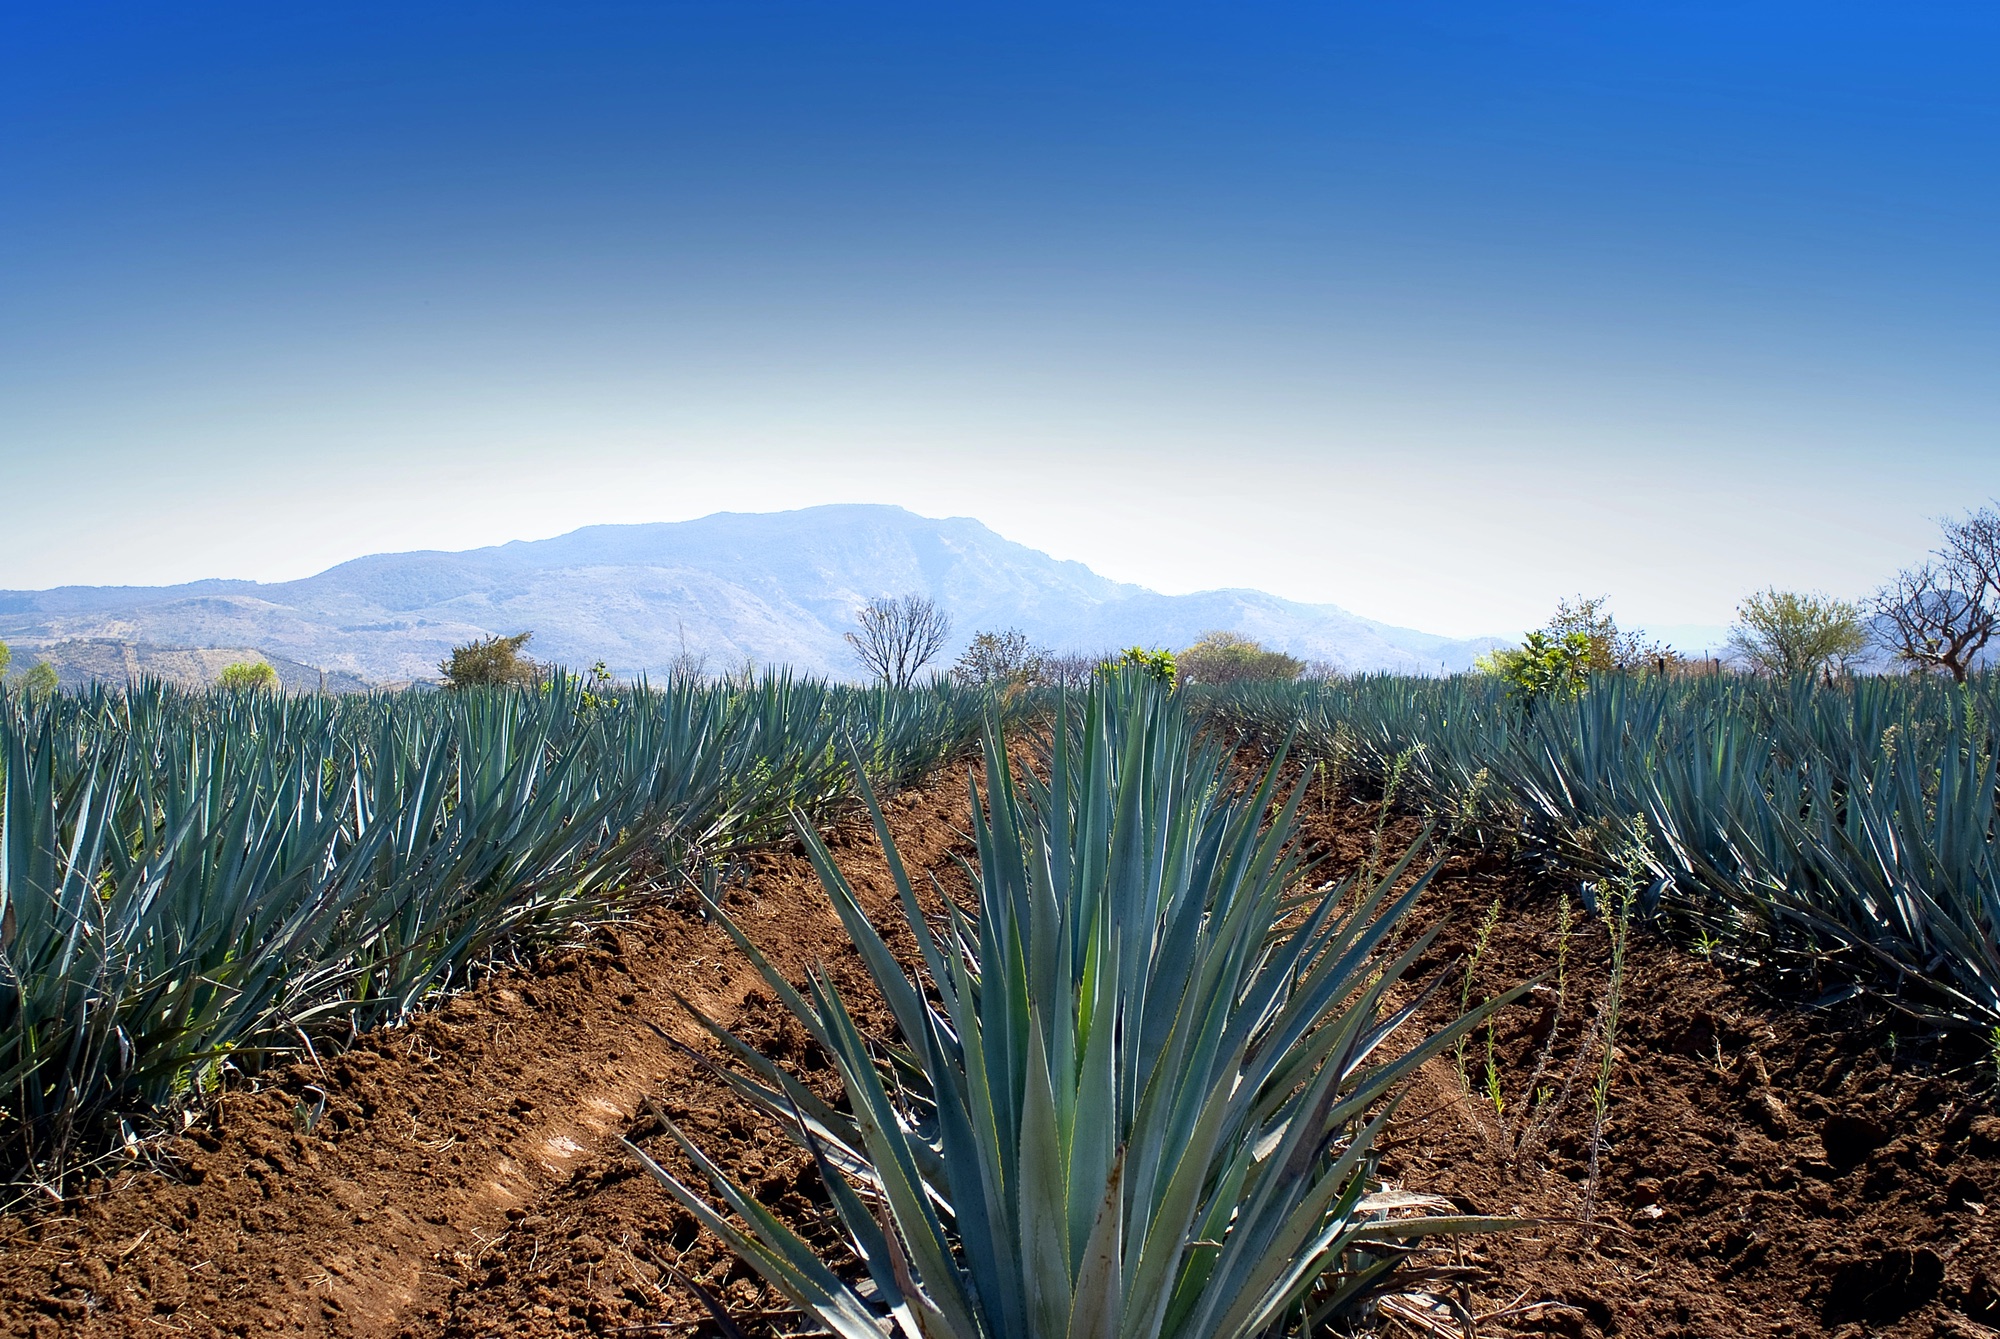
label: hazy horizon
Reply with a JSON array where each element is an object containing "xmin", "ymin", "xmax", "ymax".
[
  {"xmin": 0, "ymin": 502, "xmax": 1747, "ymax": 651},
  {"xmin": 5, "ymin": 3, "xmax": 1996, "ymax": 641}
]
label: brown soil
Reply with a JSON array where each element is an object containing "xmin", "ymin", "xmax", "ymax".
[
  {"xmin": 3, "ymin": 757, "xmax": 1997, "ymax": 1338},
  {"xmin": 1297, "ymin": 785, "xmax": 2000, "ymax": 1339},
  {"xmin": 0, "ymin": 778, "xmax": 975, "ymax": 1339}
]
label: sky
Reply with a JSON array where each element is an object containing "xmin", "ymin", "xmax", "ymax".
[{"xmin": 3, "ymin": 2, "xmax": 1996, "ymax": 643}]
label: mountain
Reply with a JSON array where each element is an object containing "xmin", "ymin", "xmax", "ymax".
[{"xmin": 0, "ymin": 505, "xmax": 1502, "ymax": 684}]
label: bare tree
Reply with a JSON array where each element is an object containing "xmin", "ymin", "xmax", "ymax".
[
  {"xmin": 1942, "ymin": 504, "xmax": 2000, "ymax": 597},
  {"xmin": 1039, "ymin": 650, "xmax": 1105, "ymax": 691},
  {"xmin": 1872, "ymin": 562, "xmax": 1995, "ymax": 683},
  {"xmin": 1872, "ymin": 505, "xmax": 2000, "ymax": 683},
  {"xmin": 666, "ymin": 618, "xmax": 709, "ymax": 685},
  {"xmin": 846, "ymin": 595, "xmax": 952, "ymax": 689}
]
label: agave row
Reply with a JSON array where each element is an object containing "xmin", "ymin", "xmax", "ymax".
[
  {"xmin": 634, "ymin": 671, "xmax": 1522, "ymax": 1339},
  {"xmin": 1203, "ymin": 672, "xmax": 2000, "ymax": 1029},
  {"xmin": 0, "ymin": 673, "xmax": 986, "ymax": 1184}
]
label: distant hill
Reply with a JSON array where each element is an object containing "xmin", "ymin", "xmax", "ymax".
[
  {"xmin": 0, "ymin": 505, "xmax": 1503, "ymax": 684},
  {"xmin": 8, "ymin": 640, "xmax": 375, "ymax": 694}
]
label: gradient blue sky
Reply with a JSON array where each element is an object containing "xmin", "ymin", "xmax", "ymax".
[{"xmin": 3, "ymin": 2, "xmax": 1996, "ymax": 641}]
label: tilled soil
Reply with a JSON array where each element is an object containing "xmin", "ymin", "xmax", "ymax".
[
  {"xmin": 0, "ymin": 778, "xmax": 976, "ymax": 1339},
  {"xmin": 1297, "ymin": 790, "xmax": 2000, "ymax": 1338},
  {"xmin": 3, "ymin": 758, "xmax": 1997, "ymax": 1338}
]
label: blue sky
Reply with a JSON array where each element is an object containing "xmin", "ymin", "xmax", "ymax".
[{"xmin": 3, "ymin": 2, "xmax": 1995, "ymax": 641}]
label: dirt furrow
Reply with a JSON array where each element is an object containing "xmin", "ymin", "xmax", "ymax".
[{"xmin": 0, "ymin": 777, "xmax": 978, "ymax": 1339}]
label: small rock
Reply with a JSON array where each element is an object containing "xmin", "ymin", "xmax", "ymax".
[{"xmin": 1750, "ymin": 1088, "xmax": 1790, "ymax": 1133}]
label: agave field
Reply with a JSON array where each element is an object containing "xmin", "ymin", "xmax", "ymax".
[
  {"xmin": 1204, "ymin": 671, "xmax": 2000, "ymax": 1034},
  {"xmin": 2, "ymin": 666, "xmax": 1997, "ymax": 1339},
  {"xmin": 0, "ymin": 673, "xmax": 985, "ymax": 1186}
]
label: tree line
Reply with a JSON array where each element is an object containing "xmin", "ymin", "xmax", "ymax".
[
  {"xmin": 841, "ymin": 593, "xmax": 1312, "ymax": 691},
  {"xmin": 850, "ymin": 503, "xmax": 2000, "ymax": 695},
  {"xmin": 1485, "ymin": 503, "xmax": 2000, "ymax": 695},
  {"xmin": 12, "ymin": 502, "xmax": 1990, "ymax": 699}
]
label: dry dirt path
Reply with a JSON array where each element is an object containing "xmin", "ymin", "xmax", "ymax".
[{"xmin": 0, "ymin": 776, "xmax": 978, "ymax": 1339}]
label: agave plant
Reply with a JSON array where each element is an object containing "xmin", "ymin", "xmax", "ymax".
[
  {"xmin": 0, "ymin": 670, "xmax": 991, "ymax": 1183},
  {"xmin": 0, "ymin": 686, "xmax": 355, "ymax": 1178},
  {"xmin": 632, "ymin": 673, "xmax": 1522, "ymax": 1339},
  {"xmin": 1201, "ymin": 669, "xmax": 2000, "ymax": 1032}
]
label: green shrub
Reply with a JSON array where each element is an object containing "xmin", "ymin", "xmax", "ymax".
[
  {"xmin": 438, "ymin": 632, "xmax": 540, "ymax": 688},
  {"xmin": 1477, "ymin": 630, "xmax": 1593, "ymax": 703},
  {"xmin": 1176, "ymin": 630, "xmax": 1305, "ymax": 685},
  {"xmin": 1531, "ymin": 595, "xmax": 1672, "ymax": 672},
  {"xmin": 17, "ymin": 661, "xmax": 57, "ymax": 699},
  {"xmin": 953, "ymin": 627, "xmax": 1046, "ymax": 688},
  {"xmin": 218, "ymin": 661, "xmax": 279, "ymax": 692},
  {"xmin": 1478, "ymin": 596, "xmax": 1679, "ymax": 698},
  {"xmin": 1114, "ymin": 645, "xmax": 1177, "ymax": 684},
  {"xmin": 1725, "ymin": 588, "xmax": 1867, "ymax": 678}
]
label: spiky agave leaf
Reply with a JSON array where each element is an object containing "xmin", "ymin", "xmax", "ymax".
[
  {"xmin": 1, "ymin": 671, "xmax": 990, "ymax": 1181},
  {"xmin": 634, "ymin": 670, "xmax": 1526, "ymax": 1339},
  {"xmin": 1202, "ymin": 670, "xmax": 2000, "ymax": 1031}
]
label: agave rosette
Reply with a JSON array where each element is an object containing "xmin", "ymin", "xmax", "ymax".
[{"xmin": 633, "ymin": 672, "xmax": 1524, "ymax": 1339}]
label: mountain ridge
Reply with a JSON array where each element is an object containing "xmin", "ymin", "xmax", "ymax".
[{"xmin": 0, "ymin": 505, "xmax": 1502, "ymax": 683}]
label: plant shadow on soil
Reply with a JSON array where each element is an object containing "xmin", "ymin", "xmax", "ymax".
[{"xmin": 2, "ymin": 752, "xmax": 1998, "ymax": 1339}]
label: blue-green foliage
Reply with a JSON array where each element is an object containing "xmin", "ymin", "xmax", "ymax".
[
  {"xmin": 0, "ymin": 672, "xmax": 986, "ymax": 1180},
  {"xmin": 1205, "ymin": 672, "xmax": 2000, "ymax": 1030},
  {"xmin": 633, "ymin": 671, "xmax": 1526, "ymax": 1339}
]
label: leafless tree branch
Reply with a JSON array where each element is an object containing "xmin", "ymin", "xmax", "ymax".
[
  {"xmin": 845, "ymin": 595, "xmax": 952, "ymax": 689},
  {"xmin": 1870, "ymin": 505, "xmax": 2000, "ymax": 683}
]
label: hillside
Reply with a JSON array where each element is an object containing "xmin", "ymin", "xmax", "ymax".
[
  {"xmin": 0, "ymin": 505, "xmax": 1501, "ymax": 683},
  {"xmin": 5, "ymin": 640, "xmax": 376, "ymax": 694}
]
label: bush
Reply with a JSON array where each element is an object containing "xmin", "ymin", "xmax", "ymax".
[
  {"xmin": 1114, "ymin": 645, "xmax": 1176, "ymax": 683},
  {"xmin": 1725, "ymin": 589, "xmax": 1867, "ymax": 678},
  {"xmin": 1544, "ymin": 595, "xmax": 1674, "ymax": 670},
  {"xmin": 218, "ymin": 661, "xmax": 280, "ymax": 692},
  {"xmin": 17, "ymin": 661, "xmax": 57, "ymax": 699},
  {"xmin": 1175, "ymin": 630, "xmax": 1305, "ymax": 685},
  {"xmin": 1478, "ymin": 596, "xmax": 1678, "ymax": 695},
  {"xmin": 438, "ymin": 632, "xmax": 540, "ymax": 689},
  {"xmin": 1478, "ymin": 630, "xmax": 1594, "ymax": 704},
  {"xmin": 952, "ymin": 628, "xmax": 1045, "ymax": 688}
]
